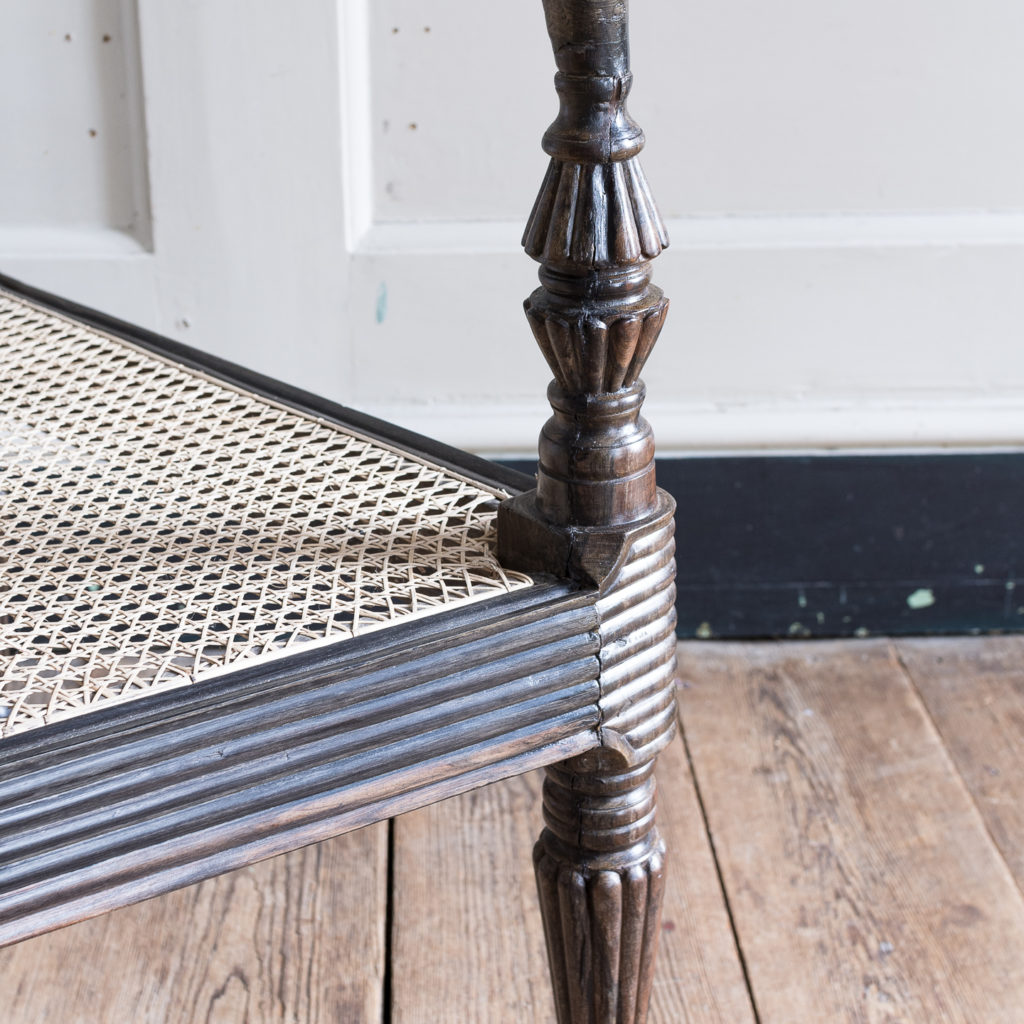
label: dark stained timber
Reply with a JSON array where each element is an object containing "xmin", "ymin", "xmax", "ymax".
[
  {"xmin": 0, "ymin": 584, "xmax": 603, "ymax": 946},
  {"xmin": 496, "ymin": 2, "xmax": 679, "ymax": 1021},
  {"xmin": 535, "ymin": 756, "xmax": 667, "ymax": 1024}
]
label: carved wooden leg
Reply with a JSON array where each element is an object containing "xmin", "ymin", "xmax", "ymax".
[
  {"xmin": 498, "ymin": 1, "xmax": 678, "ymax": 1019},
  {"xmin": 535, "ymin": 752, "xmax": 666, "ymax": 1024},
  {"xmin": 502, "ymin": 495, "xmax": 677, "ymax": 1023}
]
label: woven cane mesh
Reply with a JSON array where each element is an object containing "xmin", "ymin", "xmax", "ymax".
[{"xmin": 0, "ymin": 289, "xmax": 533, "ymax": 739}]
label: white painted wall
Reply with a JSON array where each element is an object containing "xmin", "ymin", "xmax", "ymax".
[
  {"xmin": 4, "ymin": 0, "xmax": 1023, "ymax": 455},
  {"xmin": 2, "ymin": 0, "xmax": 353, "ymax": 395}
]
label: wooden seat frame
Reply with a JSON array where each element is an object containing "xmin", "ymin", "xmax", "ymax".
[{"xmin": 0, "ymin": 2, "xmax": 677, "ymax": 1021}]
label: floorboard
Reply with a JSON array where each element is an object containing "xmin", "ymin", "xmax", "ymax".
[
  {"xmin": 0, "ymin": 823, "xmax": 388, "ymax": 1024},
  {"xmin": 648, "ymin": 735, "xmax": 758, "ymax": 1024},
  {"xmin": 390, "ymin": 770, "xmax": 550, "ymax": 1024},
  {"xmin": 679, "ymin": 639, "xmax": 1024, "ymax": 1023},
  {"xmin": 896, "ymin": 635, "xmax": 1024, "ymax": 886}
]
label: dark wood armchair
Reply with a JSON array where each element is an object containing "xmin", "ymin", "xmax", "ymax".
[{"xmin": 0, "ymin": 2, "xmax": 677, "ymax": 1020}]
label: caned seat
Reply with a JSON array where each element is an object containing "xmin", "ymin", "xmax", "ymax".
[
  {"xmin": 1, "ymin": 286, "xmax": 532, "ymax": 737},
  {"xmin": 0, "ymin": 2, "xmax": 682, "ymax": 1022}
]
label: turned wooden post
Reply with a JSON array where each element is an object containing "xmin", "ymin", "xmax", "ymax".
[{"xmin": 498, "ymin": 2, "xmax": 678, "ymax": 1022}]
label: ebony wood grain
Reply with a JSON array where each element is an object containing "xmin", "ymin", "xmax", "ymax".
[
  {"xmin": 535, "ymin": 752, "xmax": 667, "ymax": 1024},
  {"xmin": 500, "ymin": 3, "xmax": 678, "ymax": 1020},
  {"xmin": 593, "ymin": 498, "xmax": 677, "ymax": 764},
  {"xmin": 519, "ymin": 2, "xmax": 669, "ymax": 529},
  {"xmin": 1, "ymin": 10, "xmax": 679, "ymax": 1024},
  {"xmin": 15, "ymin": 639, "xmax": 1024, "ymax": 1022}
]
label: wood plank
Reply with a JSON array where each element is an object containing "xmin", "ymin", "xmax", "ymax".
[
  {"xmin": 0, "ymin": 823, "xmax": 387, "ymax": 1024},
  {"xmin": 896, "ymin": 635, "xmax": 1024, "ymax": 882},
  {"xmin": 391, "ymin": 771, "xmax": 551, "ymax": 1024},
  {"xmin": 648, "ymin": 732, "xmax": 758, "ymax": 1024},
  {"xmin": 391, "ymin": 734, "xmax": 755, "ymax": 1023},
  {"xmin": 679, "ymin": 639, "xmax": 1024, "ymax": 1024}
]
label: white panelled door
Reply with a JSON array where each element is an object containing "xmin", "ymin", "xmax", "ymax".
[
  {"xmin": 2, "ymin": 0, "xmax": 353, "ymax": 404},
  {"xmin": 4, "ymin": 0, "xmax": 1024, "ymax": 454}
]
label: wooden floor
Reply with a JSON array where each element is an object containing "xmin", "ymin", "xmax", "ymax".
[{"xmin": 5, "ymin": 637, "xmax": 1024, "ymax": 1023}]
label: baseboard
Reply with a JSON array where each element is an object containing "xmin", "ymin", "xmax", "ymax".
[{"xmin": 499, "ymin": 453, "xmax": 1024, "ymax": 639}]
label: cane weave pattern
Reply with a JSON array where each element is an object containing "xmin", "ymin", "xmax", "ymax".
[{"xmin": 0, "ymin": 289, "xmax": 533, "ymax": 739}]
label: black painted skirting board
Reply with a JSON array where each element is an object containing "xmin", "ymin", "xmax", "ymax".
[{"xmin": 500, "ymin": 454, "xmax": 1024, "ymax": 639}]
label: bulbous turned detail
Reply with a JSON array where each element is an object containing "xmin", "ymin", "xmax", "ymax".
[
  {"xmin": 541, "ymin": 0, "xmax": 646, "ymax": 166},
  {"xmin": 525, "ymin": 291, "xmax": 669, "ymax": 393},
  {"xmin": 541, "ymin": 758, "xmax": 658, "ymax": 860},
  {"xmin": 524, "ymin": 157, "xmax": 668, "ymax": 269},
  {"xmin": 536, "ymin": 382, "xmax": 656, "ymax": 528},
  {"xmin": 517, "ymin": 0, "xmax": 671, "ymax": 533},
  {"xmin": 543, "ymin": 73, "xmax": 645, "ymax": 165}
]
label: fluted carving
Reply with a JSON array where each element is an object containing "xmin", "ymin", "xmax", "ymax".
[
  {"xmin": 525, "ymin": 297, "xmax": 668, "ymax": 394},
  {"xmin": 499, "ymin": 4, "xmax": 678, "ymax": 1021},
  {"xmin": 523, "ymin": 157, "xmax": 669, "ymax": 268},
  {"xmin": 534, "ymin": 755, "xmax": 667, "ymax": 1024},
  {"xmin": 515, "ymin": 501, "xmax": 677, "ymax": 1024},
  {"xmin": 513, "ymin": 0, "xmax": 670, "ymax": 530}
]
